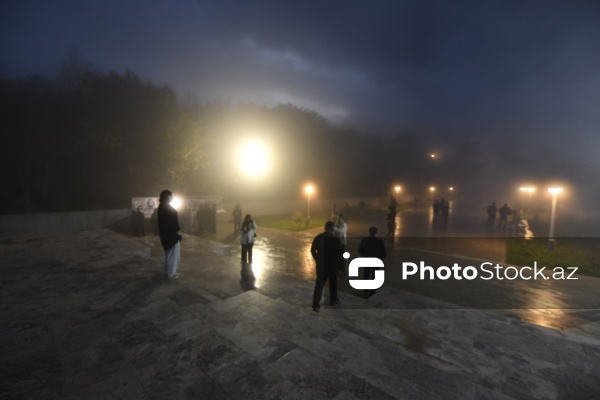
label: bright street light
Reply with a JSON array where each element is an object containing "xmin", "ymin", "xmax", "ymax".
[
  {"xmin": 394, "ymin": 186, "xmax": 401, "ymax": 200},
  {"xmin": 305, "ymin": 185, "xmax": 314, "ymax": 222},
  {"xmin": 239, "ymin": 141, "xmax": 270, "ymax": 177},
  {"xmin": 520, "ymin": 187, "xmax": 536, "ymax": 211},
  {"xmin": 547, "ymin": 187, "xmax": 563, "ymax": 249},
  {"xmin": 170, "ymin": 196, "xmax": 183, "ymax": 210}
]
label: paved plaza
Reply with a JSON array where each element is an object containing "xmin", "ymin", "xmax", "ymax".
[{"xmin": 2, "ymin": 208, "xmax": 600, "ymax": 399}]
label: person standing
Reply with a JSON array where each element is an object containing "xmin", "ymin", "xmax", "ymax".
[
  {"xmin": 498, "ymin": 203, "xmax": 512, "ymax": 229},
  {"xmin": 386, "ymin": 206, "xmax": 396, "ymax": 237},
  {"xmin": 232, "ymin": 203, "xmax": 242, "ymax": 235},
  {"xmin": 311, "ymin": 221, "xmax": 344, "ymax": 312},
  {"xmin": 334, "ymin": 214, "xmax": 348, "ymax": 254},
  {"xmin": 157, "ymin": 190, "xmax": 182, "ymax": 280},
  {"xmin": 486, "ymin": 202, "xmax": 497, "ymax": 227},
  {"xmin": 240, "ymin": 214, "xmax": 257, "ymax": 263},
  {"xmin": 358, "ymin": 226, "xmax": 387, "ymax": 298}
]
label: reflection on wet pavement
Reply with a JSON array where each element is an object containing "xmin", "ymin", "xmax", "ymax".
[
  {"xmin": 229, "ymin": 228, "xmax": 319, "ymax": 288},
  {"xmin": 214, "ymin": 208, "xmax": 600, "ymax": 335}
]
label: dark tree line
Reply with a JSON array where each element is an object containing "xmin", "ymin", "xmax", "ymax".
[{"xmin": 1, "ymin": 61, "xmax": 498, "ymax": 215}]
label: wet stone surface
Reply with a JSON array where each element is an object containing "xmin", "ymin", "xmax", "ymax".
[{"xmin": 1, "ymin": 225, "xmax": 600, "ymax": 399}]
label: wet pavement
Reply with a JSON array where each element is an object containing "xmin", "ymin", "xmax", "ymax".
[
  {"xmin": 2, "ymin": 206, "xmax": 600, "ymax": 399},
  {"xmin": 213, "ymin": 207, "xmax": 600, "ymax": 335}
]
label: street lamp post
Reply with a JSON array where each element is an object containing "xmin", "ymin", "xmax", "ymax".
[
  {"xmin": 305, "ymin": 185, "xmax": 314, "ymax": 225},
  {"xmin": 547, "ymin": 187, "xmax": 563, "ymax": 250}
]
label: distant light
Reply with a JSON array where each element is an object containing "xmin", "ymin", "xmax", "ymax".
[
  {"xmin": 305, "ymin": 185, "xmax": 314, "ymax": 194},
  {"xmin": 548, "ymin": 187, "xmax": 563, "ymax": 196},
  {"xmin": 449, "ymin": 187, "xmax": 454, "ymax": 191},
  {"xmin": 430, "ymin": 187, "xmax": 435, "ymax": 192},
  {"xmin": 520, "ymin": 187, "xmax": 535, "ymax": 193},
  {"xmin": 170, "ymin": 196, "xmax": 183, "ymax": 210},
  {"xmin": 430, "ymin": 154, "xmax": 436, "ymax": 158},
  {"xmin": 239, "ymin": 141, "xmax": 270, "ymax": 177},
  {"xmin": 395, "ymin": 186, "xmax": 401, "ymax": 192}
]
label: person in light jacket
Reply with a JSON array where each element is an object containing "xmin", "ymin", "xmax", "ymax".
[{"xmin": 240, "ymin": 214, "xmax": 257, "ymax": 263}]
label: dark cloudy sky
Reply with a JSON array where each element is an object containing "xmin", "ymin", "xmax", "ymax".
[{"xmin": 2, "ymin": 1, "xmax": 600, "ymax": 161}]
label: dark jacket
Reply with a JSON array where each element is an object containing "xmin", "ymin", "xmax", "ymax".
[
  {"xmin": 158, "ymin": 203, "xmax": 180, "ymax": 250},
  {"xmin": 311, "ymin": 231, "xmax": 344, "ymax": 271},
  {"xmin": 358, "ymin": 236, "xmax": 387, "ymax": 260}
]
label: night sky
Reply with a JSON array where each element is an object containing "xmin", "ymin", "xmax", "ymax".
[{"xmin": 2, "ymin": 1, "xmax": 600, "ymax": 204}]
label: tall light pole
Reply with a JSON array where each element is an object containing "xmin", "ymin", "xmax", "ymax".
[
  {"xmin": 305, "ymin": 185, "xmax": 314, "ymax": 224},
  {"xmin": 547, "ymin": 187, "xmax": 563, "ymax": 250}
]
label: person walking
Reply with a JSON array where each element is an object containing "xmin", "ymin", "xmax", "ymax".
[
  {"xmin": 357, "ymin": 226, "xmax": 387, "ymax": 298},
  {"xmin": 157, "ymin": 190, "xmax": 182, "ymax": 280},
  {"xmin": 240, "ymin": 214, "xmax": 257, "ymax": 263},
  {"xmin": 311, "ymin": 221, "xmax": 344, "ymax": 312}
]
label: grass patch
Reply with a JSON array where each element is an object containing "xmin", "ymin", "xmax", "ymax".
[
  {"xmin": 506, "ymin": 237, "xmax": 600, "ymax": 277},
  {"xmin": 256, "ymin": 211, "xmax": 331, "ymax": 231}
]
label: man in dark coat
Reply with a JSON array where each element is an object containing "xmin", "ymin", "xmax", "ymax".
[
  {"xmin": 498, "ymin": 203, "xmax": 512, "ymax": 229},
  {"xmin": 311, "ymin": 221, "xmax": 344, "ymax": 312},
  {"xmin": 358, "ymin": 226, "xmax": 387, "ymax": 298},
  {"xmin": 158, "ymin": 189, "xmax": 182, "ymax": 280}
]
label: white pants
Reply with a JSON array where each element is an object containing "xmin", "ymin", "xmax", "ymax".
[{"xmin": 164, "ymin": 241, "xmax": 180, "ymax": 278}]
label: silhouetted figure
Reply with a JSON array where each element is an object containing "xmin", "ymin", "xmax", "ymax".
[
  {"xmin": 486, "ymin": 202, "xmax": 497, "ymax": 227},
  {"xmin": 498, "ymin": 203, "xmax": 512, "ymax": 229},
  {"xmin": 389, "ymin": 195, "xmax": 398, "ymax": 211},
  {"xmin": 358, "ymin": 226, "xmax": 387, "ymax": 298},
  {"xmin": 232, "ymin": 203, "xmax": 242, "ymax": 234},
  {"xmin": 432, "ymin": 199, "xmax": 442, "ymax": 224},
  {"xmin": 311, "ymin": 221, "xmax": 344, "ymax": 312},
  {"xmin": 386, "ymin": 206, "xmax": 396, "ymax": 236},
  {"xmin": 131, "ymin": 206, "xmax": 145, "ymax": 237},
  {"xmin": 240, "ymin": 214, "xmax": 257, "ymax": 263},
  {"xmin": 441, "ymin": 199, "xmax": 450, "ymax": 225},
  {"xmin": 157, "ymin": 190, "xmax": 182, "ymax": 280}
]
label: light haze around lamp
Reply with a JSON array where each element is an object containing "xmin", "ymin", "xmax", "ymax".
[
  {"xmin": 170, "ymin": 195, "xmax": 183, "ymax": 210},
  {"xmin": 394, "ymin": 186, "xmax": 401, "ymax": 200},
  {"xmin": 305, "ymin": 185, "xmax": 314, "ymax": 225},
  {"xmin": 520, "ymin": 186, "xmax": 535, "ymax": 212},
  {"xmin": 547, "ymin": 187, "xmax": 563, "ymax": 250}
]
